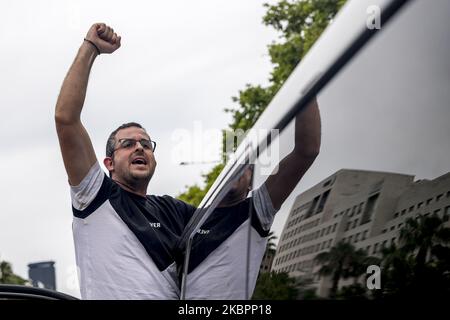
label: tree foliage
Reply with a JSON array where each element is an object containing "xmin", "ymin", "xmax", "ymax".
[
  {"xmin": 0, "ymin": 260, "xmax": 27, "ymax": 285},
  {"xmin": 314, "ymin": 241, "xmax": 378, "ymax": 298},
  {"xmin": 314, "ymin": 214, "xmax": 450, "ymax": 299},
  {"xmin": 252, "ymin": 271, "xmax": 299, "ymax": 299},
  {"xmin": 377, "ymin": 213, "xmax": 450, "ymax": 299},
  {"xmin": 178, "ymin": 0, "xmax": 346, "ymax": 205}
]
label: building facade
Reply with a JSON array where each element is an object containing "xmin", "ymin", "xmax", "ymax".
[
  {"xmin": 271, "ymin": 169, "xmax": 450, "ymax": 297},
  {"xmin": 28, "ymin": 261, "xmax": 56, "ymax": 290}
]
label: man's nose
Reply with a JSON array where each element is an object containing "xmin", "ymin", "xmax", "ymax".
[{"xmin": 135, "ymin": 141, "xmax": 144, "ymax": 150}]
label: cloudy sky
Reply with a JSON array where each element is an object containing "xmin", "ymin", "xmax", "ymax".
[
  {"xmin": 0, "ymin": 0, "xmax": 278, "ymax": 297},
  {"xmin": 0, "ymin": 0, "xmax": 449, "ymax": 298}
]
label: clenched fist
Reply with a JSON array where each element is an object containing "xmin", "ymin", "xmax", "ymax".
[{"xmin": 85, "ymin": 23, "xmax": 121, "ymax": 54}]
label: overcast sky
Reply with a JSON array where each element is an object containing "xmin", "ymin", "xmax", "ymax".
[
  {"xmin": 0, "ymin": 0, "xmax": 278, "ymax": 297},
  {"xmin": 0, "ymin": 0, "xmax": 449, "ymax": 298}
]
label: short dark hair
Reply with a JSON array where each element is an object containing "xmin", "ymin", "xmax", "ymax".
[{"xmin": 105, "ymin": 122, "xmax": 146, "ymax": 158}]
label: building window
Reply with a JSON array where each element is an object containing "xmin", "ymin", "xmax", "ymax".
[
  {"xmin": 306, "ymin": 195, "xmax": 320, "ymax": 218},
  {"xmin": 382, "ymin": 229, "xmax": 387, "ymax": 234},
  {"xmin": 358, "ymin": 203, "xmax": 364, "ymax": 214},
  {"xmin": 390, "ymin": 226, "xmax": 395, "ymax": 231},
  {"xmin": 394, "ymin": 212, "xmax": 399, "ymax": 218},
  {"xmin": 323, "ymin": 179, "xmax": 332, "ymax": 187},
  {"xmin": 366, "ymin": 245, "xmax": 371, "ymax": 253},
  {"xmin": 434, "ymin": 209, "xmax": 441, "ymax": 215},
  {"xmin": 382, "ymin": 240, "xmax": 387, "ymax": 249},
  {"xmin": 391, "ymin": 237, "xmax": 396, "ymax": 245},
  {"xmin": 355, "ymin": 233, "xmax": 360, "ymax": 242},
  {"xmin": 373, "ymin": 243, "xmax": 378, "ymax": 254},
  {"xmin": 401, "ymin": 209, "xmax": 406, "ymax": 215},
  {"xmin": 362, "ymin": 230, "xmax": 368, "ymax": 240},
  {"xmin": 418, "ymin": 202, "xmax": 423, "ymax": 208},
  {"xmin": 332, "ymin": 223, "xmax": 337, "ymax": 232},
  {"xmin": 316, "ymin": 190, "xmax": 330, "ymax": 213},
  {"xmin": 409, "ymin": 206, "xmax": 414, "ymax": 212},
  {"xmin": 348, "ymin": 235, "xmax": 353, "ymax": 243},
  {"xmin": 444, "ymin": 207, "xmax": 450, "ymax": 221},
  {"xmin": 353, "ymin": 219, "xmax": 358, "ymax": 228},
  {"xmin": 446, "ymin": 191, "xmax": 450, "ymax": 198},
  {"xmin": 426, "ymin": 198, "xmax": 433, "ymax": 205},
  {"xmin": 437, "ymin": 194, "xmax": 443, "ymax": 202},
  {"xmin": 398, "ymin": 223, "xmax": 403, "ymax": 229}
]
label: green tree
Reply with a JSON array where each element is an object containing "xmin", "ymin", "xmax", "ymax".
[
  {"xmin": 226, "ymin": 0, "xmax": 348, "ymax": 133},
  {"xmin": 377, "ymin": 213, "xmax": 450, "ymax": 298},
  {"xmin": 178, "ymin": 0, "xmax": 347, "ymax": 205},
  {"xmin": 0, "ymin": 260, "xmax": 27, "ymax": 285},
  {"xmin": 252, "ymin": 271, "xmax": 299, "ymax": 299},
  {"xmin": 314, "ymin": 241, "xmax": 376, "ymax": 299},
  {"xmin": 376, "ymin": 243, "xmax": 413, "ymax": 298},
  {"xmin": 343, "ymin": 248, "xmax": 380, "ymax": 285},
  {"xmin": 399, "ymin": 213, "xmax": 450, "ymax": 273}
]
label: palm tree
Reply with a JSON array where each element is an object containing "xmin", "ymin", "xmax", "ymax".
[
  {"xmin": 315, "ymin": 241, "xmax": 379, "ymax": 298},
  {"xmin": 314, "ymin": 241, "xmax": 355, "ymax": 298},
  {"xmin": 378, "ymin": 243, "xmax": 414, "ymax": 297},
  {"xmin": 267, "ymin": 231, "xmax": 277, "ymax": 254},
  {"xmin": 344, "ymin": 248, "xmax": 380, "ymax": 285},
  {"xmin": 399, "ymin": 213, "xmax": 450, "ymax": 273}
]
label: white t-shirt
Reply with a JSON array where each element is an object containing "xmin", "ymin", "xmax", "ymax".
[
  {"xmin": 184, "ymin": 184, "xmax": 277, "ymax": 299},
  {"xmin": 70, "ymin": 162, "xmax": 195, "ymax": 300}
]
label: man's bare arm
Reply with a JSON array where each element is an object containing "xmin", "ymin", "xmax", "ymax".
[
  {"xmin": 55, "ymin": 23, "xmax": 121, "ymax": 186},
  {"xmin": 264, "ymin": 98, "xmax": 321, "ymax": 210}
]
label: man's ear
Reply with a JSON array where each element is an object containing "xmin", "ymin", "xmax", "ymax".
[{"xmin": 103, "ymin": 157, "xmax": 114, "ymax": 173}]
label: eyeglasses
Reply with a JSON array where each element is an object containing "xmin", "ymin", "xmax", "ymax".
[{"xmin": 113, "ymin": 138, "xmax": 157, "ymax": 153}]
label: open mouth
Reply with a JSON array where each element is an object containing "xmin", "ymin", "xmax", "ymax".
[{"xmin": 131, "ymin": 157, "xmax": 147, "ymax": 166}]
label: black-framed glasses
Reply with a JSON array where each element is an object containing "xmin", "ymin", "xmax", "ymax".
[{"xmin": 114, "ymin": 138, "xmax": 156, "ymax": 153}]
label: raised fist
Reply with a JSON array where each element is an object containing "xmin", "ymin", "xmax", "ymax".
[{"xmin": 85, "ymin": 23, "xmax": 121, "ymax": 54}]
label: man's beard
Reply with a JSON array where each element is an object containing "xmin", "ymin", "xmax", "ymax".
[{"xmin": 124, "ymin": 167, "xmax": 154, "ymax": 188}]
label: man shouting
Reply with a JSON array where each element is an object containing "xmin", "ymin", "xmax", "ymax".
[{"xmin": 55, "ymin": 23, "xmax": 195, "ymax": 299}]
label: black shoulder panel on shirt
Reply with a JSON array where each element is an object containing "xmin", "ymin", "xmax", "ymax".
[
  {"xmin": 186, "ymin": 198, "xmax": 254, "ymax": 273},
  {"xmin": 110, "ymin": 192, "xmax": 195, "ymax": 272},
  {"xmin": 72, "ymin": 173, "xmax": 112, "ymax": 219},
  {"xmin": 185, "ymin": 197, "xmax": 271, "ymax": 273}
]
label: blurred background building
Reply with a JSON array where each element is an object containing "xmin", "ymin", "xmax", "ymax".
[
  {"xmin": 28, "ymin": 261, "xmax": 56, "ymax": 290},
  {"xmin": 271, "ymin": 169, "xmax": 450, "ymax": 297}
]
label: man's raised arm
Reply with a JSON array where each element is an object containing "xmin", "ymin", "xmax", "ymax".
[
  {"xmin": 264, "ymin": 97, "xmax": 321, "ymax": 210},
  {"xmin": 55, "ymin": 23, "xmax": 121, "ymax": 186}
]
